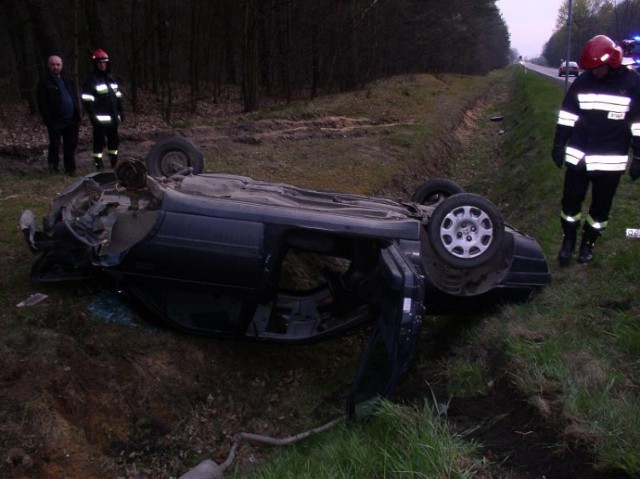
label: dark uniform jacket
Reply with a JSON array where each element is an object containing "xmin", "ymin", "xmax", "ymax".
[
  {"xmin": 81, "ymin": 70, "xmax": 124, "ymax": 127},
  {"xmin": 36, "ymin": 73, "xmax": 81, "ymax": 129},
  {"xmin": 553, "ymin": 66, "xmax": 640, "ymax": 172}
]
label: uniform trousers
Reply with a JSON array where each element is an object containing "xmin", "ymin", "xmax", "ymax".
[
  {"xmin": 561, "ymin": 166, "xmax": 623, "ymax": 225},
  {"xmin": 92, "ymin": 124, "xmax": 119, "ymax": 166}
]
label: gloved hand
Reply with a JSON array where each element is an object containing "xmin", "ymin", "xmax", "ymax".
[
  {"xmin": 551, "ymin": 145, "xmax": 565, "ymax": 168},
  {"xmin": 629, "ymin": 156, "xmax": 640, "ymax": 181}
]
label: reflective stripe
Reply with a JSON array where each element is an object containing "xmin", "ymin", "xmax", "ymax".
[
  {"xmin": 584, "ymin": 154, "xmax": 628, "ymax": 171},
  {"xmin": 586, "ymin": 215, "xmax": 607, "ymax": 230},
  {"xmin": 95, "ymin": 83, "xmax": 108, "ymax": 93},
  {"xmin": 115, "ymin": 91, "xmax": 123, "ymax": 98},
  {"xmin": 561, "ymin": 212, "xmax": 582, "ymax": 222},
  {"xmin": 96, "ymin": 115, "xmax": 112, "ymax": 123},
  {"xmin": 82, "ymin": 93, "xmax": 95, "ymax": 102},
  {"xmin": 92, "ymin": 153, "xmax": 102, "ymax": 159},
  {"xmin": 110, "ymin": 83, "xmax": 119, "ymax": 90},
  {"xmin": 564, "ymin": 146, "xmax": 627, "ymax": 171},
  {"xmin": 557, "ymin": 109, "xmax": 579, "ymax": 127},
  {"xmin": 632, "ymin": 123, "xmax": 640, "ymax": 136},
  {"xmin": 106, "ymin": 149, "xmax": 118, "ymax": 155},
  {"xmin": 564, "ymin": 146, "xmax": 585, "ymax": 165},
  {"xmin": 577, "ymin": 93, "xmax": 631, "ymax": 113}
]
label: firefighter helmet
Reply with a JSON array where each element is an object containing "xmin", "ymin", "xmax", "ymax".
[
  {"xmin": 579, "ymin": 35, "xmax": 622, "ymax": 70},
  {"xmin": 91, "ymin": 49, "xmax": 109, "ymax": 63}
]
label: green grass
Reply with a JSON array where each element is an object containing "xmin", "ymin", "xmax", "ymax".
[
  {"xmin": 237, "ymin": 400, "xmax": 488, "ymax": 479},
  {"xmin": 204, "ymin": 72, "xmax": 505, "ymax": 196},
  {"xmin": 475, "ymin": 68, "xmax": 640, "ymax": 474},
  {"xmin": 440, "ymin": 358, "xmax": 492, "ymax": 398}
]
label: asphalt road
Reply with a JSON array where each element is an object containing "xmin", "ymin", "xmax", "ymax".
[{"xmin": 517, "ymin": 61, "xmax": 576, "ymax": 91}]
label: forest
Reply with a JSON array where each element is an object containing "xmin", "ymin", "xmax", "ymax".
[
  {"xmin": 543, "ymin": 0, "xmax": 640, "ymax": 66},
  {"xmin": 1, "ymin": 0, "xmax": 510, "ymax": 118}
]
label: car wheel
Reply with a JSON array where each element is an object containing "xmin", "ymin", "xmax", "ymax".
[
  {"xmin": 146, "ymin": 136, "xmax": 204, "ymax": 177},
  {"xmin": 428, "ymin": 193, "xmax": 505, "ymax": 269},
  {"xmin": 411, "ymin": 178, "xmax": 463, "ymax": 206}
]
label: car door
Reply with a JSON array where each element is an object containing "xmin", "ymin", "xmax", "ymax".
[{"xmin": 347, "ymin": 241, "xmax": 425, "ymax": 416}]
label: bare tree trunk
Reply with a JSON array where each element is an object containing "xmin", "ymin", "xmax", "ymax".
[
  {"xmin": 129, "ymin": 0, "xmax": 139, "ymax": 112},
  {"xmin": 3, "ymin": 0, "xmax": 36, "ymax": 108},
  {"xmin": 224, "ymin": 0, "xmax": 237, "ymax": 85},
  {"xmin": 188, "ymin": 0, "xmax": 199, "ymax": 112},
  {"xmin": 84, "ymin": 0, "xmax": 106, "ymax": 50},
  {"xmin": 310, "ymin": 18, "xmax": 320, "ymax": 99},
  {"xmin": 242, "ymin": 0, "xmax": 259, "ymax": 112},
  {"xmin": 276, "ymin": 0, "xmax": 292, "ymax": 101},
  {"xmin": 156, "ymin": 2, "xmax": 173, "ymax": 123},
  {"xmin": 72, "ymin": 0, "xmax": 80, "ymax": 91},
  {"xmin": 24, "ymin": 0, "xmax": 59, "ymax": 57}
]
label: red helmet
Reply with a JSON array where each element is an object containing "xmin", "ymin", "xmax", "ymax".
[
  {"xmin": 579, "ymin": 35, "xmax": 622, "ymax": 69},
  {"xmin": 91, "ymin": 48, "xmax": 109, "ymax": 63}
]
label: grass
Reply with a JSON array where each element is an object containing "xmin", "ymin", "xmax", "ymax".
[
  {"xmin": 3, "ymin": 67, "xmax": 640, "ymax": 477},
  {"xmin": 232, "ymin": 68, "xmax": 640, "ymax": 477},
  {"xmin": 238, "ymin": 400, "xmax": 488, "ymax": 479},
  {"xmin": 466, "ymin": 68, "xmax": 640, "ymax": 474},
  {"xmin": 205, "ymin": 73, "xmax": 502, "ymax": 196}
]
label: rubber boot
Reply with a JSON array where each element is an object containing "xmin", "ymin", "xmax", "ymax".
[
  {"xmin": 109, "ymin": 154, "xmax": 118, "ymax": 168},
  {"xmin": 578, "ymin": 224, "xmax": 600, "ymax": 264},
  {"xmin": 93, "ymin": 153, "xmax": 104, "ymax": 171},
  {"xmin": 558, "ymin": 219, "xmax": 579, "ymax": 266}
]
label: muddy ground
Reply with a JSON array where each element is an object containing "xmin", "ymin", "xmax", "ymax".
[{"xmin": 0, "ymin": 84, "xmax": 627, "ymax": 479}]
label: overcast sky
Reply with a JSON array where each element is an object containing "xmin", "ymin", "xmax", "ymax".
[{"xmin": 497, "ymin": 0, "xmax": 563, "ymax": 58}]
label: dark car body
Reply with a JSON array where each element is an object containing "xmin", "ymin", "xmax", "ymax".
[
  {"xmin": 558, "ymin": 61, "xmax": 580, "ymax": 77},
  {"xmin": 20, "ymin": 144, "xmax": 550, "ymax": 413}
]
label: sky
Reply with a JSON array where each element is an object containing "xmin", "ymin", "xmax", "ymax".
[{"xmin": 497, "ymin": 0, "xmax": 563, "ymax": 59}]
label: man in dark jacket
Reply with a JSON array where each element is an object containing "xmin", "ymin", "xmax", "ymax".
[
  {"xmin": 552, "ymin": 35, "xmax": 640, "ymax": 266},
  {"xmin": 81, "ymin": 48, "xmax": 124, "ymax": 170},
  {"xmin": 36, "ymin": 54, "xmax": 81, "ymax": 174}
]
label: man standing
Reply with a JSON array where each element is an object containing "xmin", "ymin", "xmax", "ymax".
[
  {"xmin": 36, "ymin": 54, "xmax": 81, "ymax": 174},
  {"xmin": 552, "ymin": 34, "xmax": 640, "ymax": 266},
  {"xmin": 81, "ymin": 48, "xmax": 124, "ymax": 170}
]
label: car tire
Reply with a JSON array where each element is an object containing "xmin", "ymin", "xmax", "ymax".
[
  {"xmin": 146, "ymin": 136, "xmax": 204, "ymax": 177},
  {"xmin": 428, "ymin": 193, "xmax": 505, "ymax": 269},
  {"xmin": 411, "ymin": 178, "xmax": 463, "ymax": 206}
]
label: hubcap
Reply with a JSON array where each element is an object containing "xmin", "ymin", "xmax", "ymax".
[{"xmin": 439, "ymin": 206, "xmax": 494, "ymax": 259}]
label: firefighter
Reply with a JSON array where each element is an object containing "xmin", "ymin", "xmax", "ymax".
[
  {"xmin": 552, "ymin": 35, "xmax": 640, "ymax": 266},
  {"xmin": 81, "ymin": 48, "xmax": 124, "ymax": 170}
]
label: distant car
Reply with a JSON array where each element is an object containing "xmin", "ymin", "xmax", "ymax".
[
  {"xmin": 18, "ymin": 137, "xmax": 551, "ymax": 414},
  {"xmin": 621, "ymin": 37, "xmax": 640, "ymax": 72},
  {"xmin": 558, "ymin": 61, "xmax": 580, "ymax": 77}
]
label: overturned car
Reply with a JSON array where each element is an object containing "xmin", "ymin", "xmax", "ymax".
[{"xmin": 19, "ymin": 137, "xmax": 550, "ymax": 414}]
